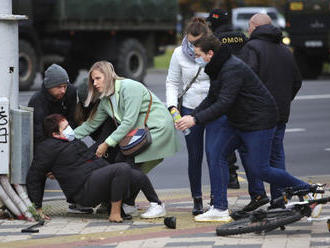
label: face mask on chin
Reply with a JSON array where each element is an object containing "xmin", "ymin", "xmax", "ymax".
[
  {"xmin": 194, "ymin": 57, "xmax": 208, "ymax": 67},
  {"xmin": 62, "ymin": 125, "xmax": 75, "ymax": 141}
]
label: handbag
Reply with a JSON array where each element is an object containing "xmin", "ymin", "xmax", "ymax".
[
  {"xmin": 177, "ymin": 67, "xmax": 202, "ymax": 112},
  {"xmin": 109, "ymin": 90, "xmax": 152, "ymax": 157}
]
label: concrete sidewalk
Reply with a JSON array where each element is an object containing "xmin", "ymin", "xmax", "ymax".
[{"xmin": 0, "ymin": 175, "xmax": 329, "ymax": 248}]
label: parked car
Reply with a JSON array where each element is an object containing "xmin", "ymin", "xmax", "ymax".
[{"xmin": 232, "ymin": 7, "xmax": 286, "ymax": 32}]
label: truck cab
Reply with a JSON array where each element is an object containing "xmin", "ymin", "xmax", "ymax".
[
  {"xmin": 285, "ymin": 0, "xmax": 330, "ymax": 78},
  {"xmin": 13, "ymin": 0, "xmax": 177, "ymax": 90}
]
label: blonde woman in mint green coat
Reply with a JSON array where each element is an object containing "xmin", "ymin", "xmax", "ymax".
[
  {"xmin": 74, "ymin": 61, "xmax": 178, "ymax": 171},
  {"xmin": 74, "ymin": 61, "xmax": 179, "ymax": 218}
]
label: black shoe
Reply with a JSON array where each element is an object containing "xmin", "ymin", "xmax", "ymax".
[
  {"xmin": 121, "ymin": 207, "xmax": 132, "ymax": 220},
  {"xmin": 67, "ymin": 204, "xmax": 94, "ymax": 214},
  {"xmin": 242, "ymin": 194, "xmax": 269, "ymax": 212},
  {"xmin": 230, "ymin": 210, "xmax": 250, "ymax": 220},
  {"xmin": 96, "ymin": 202, "xmax": 110, "ymax": 214},
  {"xmin": 267, "ymin": 199, "xmax": 285, "ymax": 210},
  {"xmin": 228, "ymin": 172, "xmax": 240, "ymax": 189},
  {"xmin": 192, "ymin": 197, "xmax": 203, "ymax": 216}
]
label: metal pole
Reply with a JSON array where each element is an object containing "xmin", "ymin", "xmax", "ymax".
[{"xmin": 0, "ymin": 0, "xmax": 26, "ymax": 174}]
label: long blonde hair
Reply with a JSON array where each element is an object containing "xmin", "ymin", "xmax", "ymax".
[{"xmin": 84, "ymin": 61, "xmax": 123, "ymax": 107}]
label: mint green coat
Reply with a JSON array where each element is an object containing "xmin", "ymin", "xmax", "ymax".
[{"xmin": 74, "ymin": 79, "xmax": 179, "ymax": 163}]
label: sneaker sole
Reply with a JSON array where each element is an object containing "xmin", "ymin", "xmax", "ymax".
[
  {"xmin": 194, "ymin": 217, "xmax": 233, "ymax": 223},
  {"xmin": 140, "ymin": 213, "xmax": 166, "ymax": 219}
]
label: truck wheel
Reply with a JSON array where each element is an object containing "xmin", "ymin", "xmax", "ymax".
[
  {"xmin": 294, "ymin": 51, "xmax": 323, "ymax": 79},
  {"xmin": 19, "ymin": 40, "xmax": 37, "ymax": 91},
  {"xmin": 117, "ymin": 39, "xmax": 147, "ymax": 82}
]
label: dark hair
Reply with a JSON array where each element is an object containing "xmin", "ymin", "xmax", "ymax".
[
  {"xmin": 193, "ymin": 34, "xmax": 221, "ymax": 53},
  {"xmin": 74, "ymin": 99, "xmax": 100, "ymax": 125},
  {"xmin": 185, "ymin": 17, "xmax": 210, "ymax": 37},
  {"xmin": 43, "ymin": 114, "xmax": 66, "ymax": 138}
]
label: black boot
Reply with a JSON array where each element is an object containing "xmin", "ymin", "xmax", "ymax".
[{"xmin": 192, "ymin": 197, "xmax": 203, "ymax": 216}]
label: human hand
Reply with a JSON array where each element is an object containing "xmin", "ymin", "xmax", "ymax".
[
  {"xmin": 37, "ymin": 208, "xmax": 51, "ymax": 220},
  {"xmin": 175, "ymin": 115, "xmax": 195, "ymax": 130},
  {"xmin": 96, "ymin": 142, "xmax": 109, "ymax": 158},
  {"xmin": 46, "ymin": 172, "xmax": 55, "ymax": 180}
]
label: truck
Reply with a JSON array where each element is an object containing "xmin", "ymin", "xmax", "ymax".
[
  {"xmin": 285, "ymin": 0, "xmax": 330, "ymax": 79},
  {"xmin": 13, "ymin": 0, "xmax": 178, "ymax": 90}
]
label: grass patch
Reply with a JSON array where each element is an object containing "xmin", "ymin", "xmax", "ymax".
[
  {"xmin": 323, "ymin": 63, "xmax": 330, "ymax": 74},
  {"xmin": 154, "ymin": 47, "xmax": 175, "ymax": 69}
]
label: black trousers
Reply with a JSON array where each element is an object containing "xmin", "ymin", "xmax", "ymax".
[
  {"xmin": 74, "ymin": 163, "xmax": 130, "ymax": 207},
  {"xmin": 127, "ymin": 165, "xmax": 161, "ymax": 205},
  {"xmin": 89, "ymin": 117, "xmax": 160, "ymax": 205}
]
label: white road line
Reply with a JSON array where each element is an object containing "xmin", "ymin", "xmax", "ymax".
[
  {"xmin": 295, "ymin": 94, "xmax": 330, "ymax": 100},
  {"xmin": 325, "ymin": 148, "xmax": 330, "ymax": 152},
  {"xmin": 285, "ymin": 128, "xmax": 306, "ymax": 132}
]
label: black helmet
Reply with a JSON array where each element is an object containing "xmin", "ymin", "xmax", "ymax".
[{"xmin": 207, "ymin": 9, "xmax": 229, "ymax": 30}]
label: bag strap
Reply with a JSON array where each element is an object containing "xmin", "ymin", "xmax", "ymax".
[
  {"xmin": 109, "ymin": 89, "xmax": 152, "ymax": 128},
  {"xmin": 178, "ymin": 67, "xmax": 202, "ymax": 98},
  {"xmin": 144, "ymin": 90, "xmax": 152, "ymax": 127}
]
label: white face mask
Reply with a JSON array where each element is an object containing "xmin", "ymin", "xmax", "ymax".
[
  {"xmin": 62, "ymin": 125, "xmax": 75, "ymax": 141},
  {"xmin": 195, "ymin": 57, "xmax": 208, "ymax": 67}
]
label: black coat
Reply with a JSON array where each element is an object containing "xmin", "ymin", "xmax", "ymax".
[
  {"xmin": 239, "ymin": 24, "xmax": 302, "ymax": 123},
  {"xmin": 214, "ymin": 24, "xmax": 248, "ymax": 55},
  {"xmin": 26, "ymin": 138, "xmax": 109, "ymax": 208},
  {"xmin": 28, "ymin": 84, "xmax": 77, "ymax": 147},
  {"xmin": 192, "ymin": 46, "xmax": 278, "ymax": 131}
]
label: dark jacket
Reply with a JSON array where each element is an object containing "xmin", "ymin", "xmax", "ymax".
[
  {"xmin": 239, "ymin": 24, "xmax": 302, "ymax": 123},
  {"xmin": 214, "ymin": 24, "xmax": 248, "ymax": 55},
  {"xmin": 26, "ymin": 138, "xmax": 108, "ymax": 208},
  {"xmin": 192, "ymin": 46, "xmax": 278, "ymax": 131},
  {"xmin": 28, "ymin": 84, "xmax": 77, "ymax": 147}
]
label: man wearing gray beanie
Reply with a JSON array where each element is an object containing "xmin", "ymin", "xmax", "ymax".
[
  {"xmin": 28, "ymin": 64, "xmax": 77, "ymax": 146},
  {"xmin": 28, "ymin": 64, "xmax": 94, "ymax": 214}
]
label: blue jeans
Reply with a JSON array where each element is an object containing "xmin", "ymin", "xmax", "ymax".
[
  {"xmin": 181, "ymin": 106, "xmax": 228, "ymax": 198},
  {"xmin": 214, "ymin": 124, "xmax": 309, "ymax": 210},
  {"xmin": 241, "ymin": 123, "xmax": 286, "ymax": 200}
]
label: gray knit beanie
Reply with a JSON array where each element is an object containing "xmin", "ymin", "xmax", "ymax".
[{"xmin": 44, "ymin": 64, "xmax": 69, "ymax": 89}]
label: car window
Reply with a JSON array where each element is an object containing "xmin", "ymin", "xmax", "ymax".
[
  {"xmin": 267, "ymin": 12, "xmax": 278, "ymax": 20},
  {"xmin": 237, "ymin": 13, "xmax": 255, "ymax": 20}
]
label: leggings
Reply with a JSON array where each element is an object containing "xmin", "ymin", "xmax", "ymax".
[
  {"xmin": 74, "ymin": 163, "xmax": 130, "ymax": 207},
  {"xmin": 125, "ymin": 165, "xmax": 161, "ymax": 205}
]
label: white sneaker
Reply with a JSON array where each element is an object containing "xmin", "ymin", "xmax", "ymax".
[
  {"xmin": 194, "ymin": 206, "xmax": 232, "ymax": 222},
  {"xmin": 140, "ymin": 202, "xmax": 166, "ymax": 219},
  {"xmin": 122, "ymin": 203, "xmax": 138, "ymax": 216}
]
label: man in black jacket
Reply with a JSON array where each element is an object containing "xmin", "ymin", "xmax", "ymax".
[
  {"xmin": 28, "ymin": 64, "xmax": 77, "ymax": 150},
  {"xmin": 238, "ymin": 13, "xmax": 302, "ymax": 210},
  {"xmin": 26, "ymin": 114, "xmax": 162, "ymax": 222},
  {"xmin": 207, "ymin": 9, "xmax": 249, "ymax": 189},
  {"xmin": 27, "ymin": 64, "xmax": 90, "ymax": 213},
  {"xmin": 176, "ymin": 34, "xmax": 311, "ymax": 222}
]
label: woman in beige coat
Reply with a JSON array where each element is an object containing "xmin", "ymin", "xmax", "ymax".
[{"xmin": 74, "ymin": 61, "xmax": 179, "ymax": 218}]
